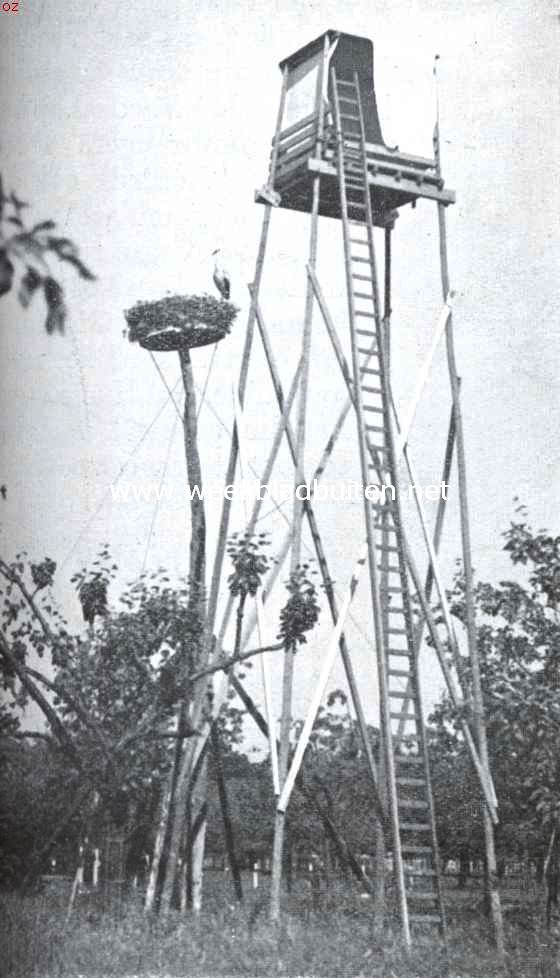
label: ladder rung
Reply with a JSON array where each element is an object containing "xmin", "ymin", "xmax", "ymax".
[
  {"xmin": 366, "ymin": 425, "xmax": 384, "ymax": 434},
  {"xmin": 387, "ymin": 586, "xmax": 402, "ymax": 594},
  {"xmin": 352, "ymin": 256, "xmax": 371, "ymax": 264},
  {"xmin": 340, "ymin": 112, "xmax": 360, "ymax": 120},
  {"xmin": 406, "ymin": 868, "xmax": 437, "ymax": 876},
  {"xmin": 388, "ymin": 668, "xmax": 410, "ymax": 678},
  {"xmin": 406, "ymin": 891, "xmax": 438, "ymax": 901},
  {"xmin": 362, "ymin": 385, "xmax": 381, "ymax": 394},
  {"xmin": 354, "ymin": 291, "xmax": 373, "ymax": 300},
  {"xmin": 388, "ymin": 627, "xmax": 407, "ymax": 635},
  {"xmin": 339, "ymin": 96, "xmax": 358, "ymax": 105},
  {"xmin": 390, "ymin": 711, "xmax": 418, "ymax": 721},
  {"xmin": 388, "ymin": 606, "xmax": 405, "ymax": 614},
  {"xmin": 357, "ymin": 330, "xmax": 375, "ymax": 338},
  {"xmin": 348, "ymin": 201, "xmax": 366, "ymax": 209},
  {"xmin": 396, "ymin": 753, "xmax": 423, "ymax": 763},
  {"xmin": 401, "ymin": 845, "xmax": 432, "ymax": 854},
  {"xmin": 408, "ymin": 913, "xmax": 441, "ymax": 924},
  {"xmin": 397, "ymin": 777, "xmax": 426, "ymax": 787},
  {"xmin": 352, "ymin": 274, "xmax": 372, "ymax": 281},
  {"xmin": 356, "ymin": 311, "xmax": 375, "ymax": 317},
  {"xmin": 350, "ymin": 238, "xmax": 367, "ymax": 245},
  {"xmin": 361, "ymin": 365, "xmax": 380, "ymax": 374},
  {"xmin": 399, "ymin": 799, "xmax": 429, "ymax": 809},
  {"xmin": 390, "ymin": 691, "xmax": 414, "ymax": 700},
  {"xmin": 401, "ymin": 822, "xmax": 430, "ymax": 832},
  {"xmin": 336, "ymin": 79, "xmax": 357, "ymax": 89},
  {"xmin": 388, "ymin": 650, "xmax": 411, "ymax": 659},
  {"xmin": 357, "ymin": 349, "xmax": 377, "ymax": 358},
  {"xmin": 364, "ymin": 404, "xmax": 383, "ymax": 413}
]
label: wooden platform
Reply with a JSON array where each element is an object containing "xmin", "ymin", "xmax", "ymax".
[{"xmin": 256, "ymin": 112, "xmax": 455, "ymax": 226}]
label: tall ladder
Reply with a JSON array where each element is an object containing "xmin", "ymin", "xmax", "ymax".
[{"xmin": 331, "ymin": 68, "xmax": 446, "ymax": 941}]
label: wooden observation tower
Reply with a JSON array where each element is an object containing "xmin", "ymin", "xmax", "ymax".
[{"xmin": 206, "ymin": 30, "xmax": 503, "ymax": 949}]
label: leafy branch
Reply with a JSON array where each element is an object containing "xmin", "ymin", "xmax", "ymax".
[
  {"xmin": 0, "ymin": 173, "xmax": 95, "ymax": 334},
  {"xmin": 278, "ymin": 563, "xmax": 321, "ymax": 650}
]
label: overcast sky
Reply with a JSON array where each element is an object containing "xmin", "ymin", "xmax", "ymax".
[{"xmin": 1, "ymin": 0, "xmax": 559, "ymax": 737}]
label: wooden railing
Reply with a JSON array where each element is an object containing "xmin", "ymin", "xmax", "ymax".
[
  {"xmin": 272, "ymin": 112, "xmax": 319, "ymax": 182},
  {"xmin": 271, "ymin": 110, "xmax": 446, "ymax": 199}
]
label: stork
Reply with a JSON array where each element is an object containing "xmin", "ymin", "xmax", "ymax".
[{"xmin": 212, "ymin": 249, "xmax": 230, "ymax": 300}]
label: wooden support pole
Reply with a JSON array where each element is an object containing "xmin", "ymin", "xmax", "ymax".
[
  {"xmin": 229, "ymin": 673, "xmax": 375, "ymax": 895},
  {"xmin": 434, "ymin": 123, "xmax": 505, "ymax": 958},
  {"xmin": 395, "ymin": 401, "xmax": 457, "ymax": 743},
  {"xmin": 251, "ymin": 297, "xmax": 385, "ymax": 826},
  {"xmin": 204, "ymin": 62, "xmax": 289, "ymax": 670},
  {"xmin": 158, "ymin": 70, "xmax": 289, "ymax": 916},
  {"xmin": 210, "ymin": 727, "xmax": 243, "ymax": 902},
  {"xmin": 270, "ymin": 34, "xmax": 327, "ymax": 922},
  {"xmin": 159, "ymin": 347, "xmax": 207, "ymax": 914},
  {"xmin": 232, "ymin": 382, "xmax": 280, "ymax": 796},
  {"xmin": 235, "ymin": 334, "xmax": 358, "ymax": 657},
  {"xmin": 374, "ymin": 224, "xmax": 393, "ymax": 930},
  {"xmin": 307, "ymin": 265, "xmax": 494, "ymax": 816},
  {"xmin": 215, "ymin": 356, "xmax": 303, "ymax": 652},
  {"xmin": 189, "ymin": 756, "xmax": 208, "ymax": 914}
]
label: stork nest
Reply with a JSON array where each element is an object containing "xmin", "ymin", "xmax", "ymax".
[{"xmin": 124, "ymin": 293, "xmax": 238, "ymax": 351}]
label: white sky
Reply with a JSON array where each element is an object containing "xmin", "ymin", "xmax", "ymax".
[{"xmin": 1, "ymin": 0, "xmax": 559, "ymax": 741}]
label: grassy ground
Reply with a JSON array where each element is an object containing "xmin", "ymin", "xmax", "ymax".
[{"xmin": 2, "ymin": 878, "xmax": 560, "ymax": 978}]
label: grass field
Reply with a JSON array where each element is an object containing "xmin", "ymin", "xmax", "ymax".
[{"xmin": 2, "ymin": 874, "xmax": 560, "ymax": 978}]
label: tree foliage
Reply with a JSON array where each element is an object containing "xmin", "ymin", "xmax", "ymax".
[
  {"xmin": 277, "ymin": 564, "xmax": 321, "ymax": 649},
  {"xmin": 226, "ymin": 533, "xmax": 271, "ymax": 601},
  {"xmin": 429, "ymin": 508, "xmax": 560, "ymax": 867},
  {"xmin": 0, "ymin": 173, "xmax": 95, "ymax": 334},
  {"xmin": 0, "ymin": 549, "xmax": 245, "ymax": 878}
]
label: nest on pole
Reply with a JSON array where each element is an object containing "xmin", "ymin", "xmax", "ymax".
[{"xmin": 124, "ymin": 293, "xmax": 238, "ymax": 351}]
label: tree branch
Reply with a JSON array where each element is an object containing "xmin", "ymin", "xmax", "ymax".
[
  {"xmin": 115, "ymin": 641, "xmax": 283, "ymax": 752},
  {"xmin": 0, "ymin": 558, "xmax": 57, "ymax": 645},
  {"xmin": 25, "ymin": 667, "xmax": 114, "ymax": 758},
  {"xmin": 186, "ymin": 640, "xmax": 284, "ymax": 685},
  {"xmin": 0, "ymin": 629, "xmax": 80, "ymax": 766}
]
